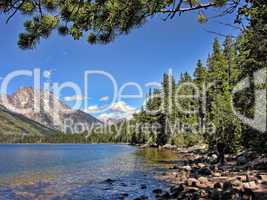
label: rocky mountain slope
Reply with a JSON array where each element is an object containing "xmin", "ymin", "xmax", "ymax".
[
  {"xmin": 1, "ymin": 87, "xmax": 102, "ymax": 132},
  {"xmin": 0, "ymin": 104, "xmax": 58, "ymax": 136}
]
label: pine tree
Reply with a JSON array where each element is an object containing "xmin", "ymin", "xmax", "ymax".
[
  {"xmin": 193, "ymin": 59, "xmax": 207, "ymax": 133},
  {"xmin": 205, "ymin": 38, "xmax": 242, "ymax": 153},
  {"xmin": 162, "ymin": 73, "xmax": 170, "ymax": 116},
  {"xmin": 207, "ymin": 38, "xmax": 228, "ymax": 84},
  {"xmin": 223, "ymin": 36, "xmax": 240, "ymax": 88},
  {"xmin": 194, "ymin": 59, "xmax": 207, "ymax": 86}
]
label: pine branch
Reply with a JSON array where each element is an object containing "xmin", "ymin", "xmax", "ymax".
[
  {"xmin": 6, "ymin": 0, "xmax": 26, "ymax": 23},
  {"xmin": 160, "ymin": 3, "xmax": 217, "ymax": 15}
]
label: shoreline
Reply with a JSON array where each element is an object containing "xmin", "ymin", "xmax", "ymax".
[
  {"xmin": 0, "ymin": 142, "xmax": 132, "ymax": 145},
  {"xmin": 138, "ymin": 145, "xmax": 267, "ymax": 200}
]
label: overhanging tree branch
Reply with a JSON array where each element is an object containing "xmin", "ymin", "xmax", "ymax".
[
  {"xmin": 160, "ymin": 3, "xmax": 217, "ymax": 14},
  {"xmin": 5, "ymin": 0, "xmax": 25, "ymax": 23}
]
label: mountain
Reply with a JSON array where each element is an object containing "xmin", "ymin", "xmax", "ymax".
[
  {"xmin": 104, "ymin": 118, "xmax": 127, "ymax": 125},
  {"xmin": 0, "ymin": 104, "xmax": 58, "ymax": 136},
  {"xmin": 2, "ymin": 87, "xmax": 102, "ymax": 132}
]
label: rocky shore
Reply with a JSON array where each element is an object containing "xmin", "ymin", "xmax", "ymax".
[{"xmin": 134, "ymin": 145, "xmax": 267, "ymax": 200}]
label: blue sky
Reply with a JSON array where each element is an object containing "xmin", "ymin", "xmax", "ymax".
[{"xmin": 0, "ymin": 9, "xmax": 240, "ymax": 120}]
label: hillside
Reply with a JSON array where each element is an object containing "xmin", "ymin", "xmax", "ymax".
[{"xmin": 0, "ymin": 104, "xmax": 58, "ymax": 136}]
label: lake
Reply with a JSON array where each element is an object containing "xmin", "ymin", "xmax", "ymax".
[{"xmin": 0, "ymin": 144, "xmax": 177, "ymax": 200}]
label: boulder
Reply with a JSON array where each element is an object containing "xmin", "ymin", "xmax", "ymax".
[
  {"xmin": 162, "ymin": 144, "xmax": 177, "ymax": 150},
  {"xmin": 221, "ymin": 182, "xmax": 234, "ymax": 200},
  {"xmin": 171, "ymin": 165, "xmax": 179, "ymax": 169},
  {"xmin": 210, "ymin": 154, "xmax": 218, "ymax": 163},
  {"xmin": 180, "ymin": 165, "xmax": 192, "ymax": 171},
  {"xmin": 209, "ymin": 165, "xmax": 217, "ymax": 171},
  {"xmin": 213, "ymin": 172, "xmax": 221, "ymax": 177},
  {"xmin": 172, "ymin": 172, "xmax": 178, "ymax": 177},
  {"xmin": 222, "ymin": 190, "xmax": 234, "ymax": 200},
  {"xmin": 214, "ymin": 182, "xmax": 222, "ymax": 189},
  {"xmin": 199, "ymin": 189, "xmax": 207, "ymax": 198},
  {"xmin": 232, "ymin": 179, "xmax": 242, "ymax": 187},
  {"xmin": 186, "ymin": 178, "xmax": 199, "ymax": 187},
  {"xmin": 243, "ymin": 181, "xmax": 257, "ymax": 189},
  {"xmin": 236, "ymin": 151, "xmax": 259, "ymax": 165},
  {"xmin": 150, "ymin": 144, "xmax": 158, "ymax": 148},
  {"xmin": 208, "ymin": 189, "xmax": 221, "ymax": 200},
  {"xmin": 197, "ymin": 163, "xmax": 206, "ymax": 168},
  {"xmin": 198, "ymin": 176, "xmax": 209, "ymax": 185},
  {"xmin": 248, "ymin": 157, "xmax": 267, "ymax": 170},
  {"xmin": 241, "ymin": 188, "xmax": 256, "ymax": 200},
  {"xmin": 237, "ymin": 155, "xmax": 248, "ymax": 165},
  {"xmin": 246, "ymin": 151, "xmax": 258, "ymax": 160},
  {"xmin": 223, "ymin": 181, "xmax": 233, "ymax": 191},
  {"xmin": 184, "ymin": 188, "xmax": 201, "ymax": 199},
  {"xmin": 197, "ymin": 167, "xmax": 212, "ymax": 176},
  {"xmin": 236, "ymin": 176, "xmax": 247, "ymax": 182}
]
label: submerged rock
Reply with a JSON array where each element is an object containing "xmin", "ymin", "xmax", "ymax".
[
  {"xmin": 153, "ymin": 188, "xmax": 163, "ymax": 194},
  {"xmin": 118, "ymin": 193, "xmax": 129, "ymax": 200},
  {"xmin": 158, "ymin": 191, "xmax": 170, "ymax": 199},
  {"xmin": 170, "ymin": 184, "xmax": 184, "ymax": 197},
  {"xmin": 134, "ymin": 195, "xmax": 148, "ymax": 200},
  {"xmin": 140, "ymin": 184, "xmax": 147, "ymax": 189},
  {"xmin": 103, "ymin": 178, "xmax": 115, "ymax": 184}
]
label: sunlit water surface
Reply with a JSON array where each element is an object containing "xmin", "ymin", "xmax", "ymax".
[{"xmin": 0, "ymin": 144, "xmax": 177, "ymax": 200}]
